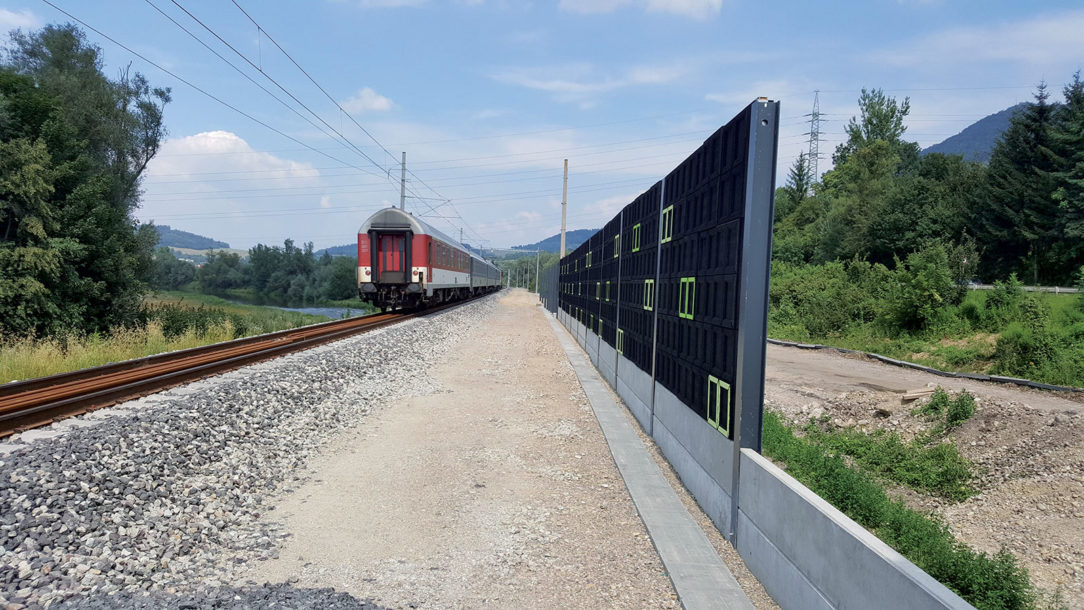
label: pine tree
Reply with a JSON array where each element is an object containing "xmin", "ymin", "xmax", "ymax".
[
  {"xmin": 1051, "ymin": 72, "xmax": 1084, "ymax": 274},
  {"xmin": 973, "ymin": 83, "xmax": 1061, "ymax": 283}
]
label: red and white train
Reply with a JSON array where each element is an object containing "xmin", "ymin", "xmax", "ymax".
[{"xmin": 357, "ymin": 207, "xmax": 502, "ymax": 310}]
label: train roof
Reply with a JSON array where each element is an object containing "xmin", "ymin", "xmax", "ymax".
[
  {"xmin": 359, "ymin": 207, "xmax": 497, "ymax": 267},
  {"xmin": 359, "ymin": 207, "xmax": 463, "ymax": 248}
]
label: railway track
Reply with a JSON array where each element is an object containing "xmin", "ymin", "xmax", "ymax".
[{"xmin": 0, "ymin": 303, "xmax": 453, "ymax": 438}]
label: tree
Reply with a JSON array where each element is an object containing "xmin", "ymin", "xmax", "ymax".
[
  {"xmin": 972, "ymin": 83, "xmax": 1062, "ymax": 283},
  {"xmin": 197, "ymin": 251, "xmax": 246, "ymax": 292},
  {"xmin": 1051, "ymin": 72, "xmax": 1084, "ymax": 271},
  {"xmin": 833, "ymin": 88, "xmax": 920, "ymax": 169},
  {"xmin": 150, "ymin": 246, "xmax": 196, "ymax": 290},
  {"xmin": 866, "ymin": 153, "xmax": 985, "ymax": 266},
  {"xmin": 776, "ymin": 152, "xmax": 813, "ymax": 220},
  {"xmin": 0, "ymin": 24, "xmax": 169, "ymax": 335}
]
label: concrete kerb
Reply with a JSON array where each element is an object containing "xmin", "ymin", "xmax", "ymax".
[{"xmin": 545, "ymin": 311, "xmax": 754, "ymax": 610}]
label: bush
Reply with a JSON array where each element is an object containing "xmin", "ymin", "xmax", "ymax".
[
  {"xmin": 993, "ymin": 298, "xmax": 1058, "ymax": 377},
  {"xmin": 885, "ymin": 244, "xmax": 959, "ymax": 331},
  {"xmin": 982, "ymin": 274, "xmax": 1026, "ymax": 330},
  {"xmin": 918, "ymin": 387, "xmax": 951, "ymax": 416},
  {"xmin": 916, "ymin": 388, "xmax": 977, "ymax": 433},
  {"xmin": 141, "ymin": 304, "xmax": 249, "ymax": 339},
  {"xmin": 946, "ymin": 390, "xmax": 976, "ymax": 428}
]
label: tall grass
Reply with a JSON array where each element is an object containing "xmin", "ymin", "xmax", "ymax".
[
  {"xmin": 0, "ymin": 296, "xmax": 330, "ymax": 384},
  {"xmin": 0, "ymin": 322, "xmax": 237, "ymax": 383}
]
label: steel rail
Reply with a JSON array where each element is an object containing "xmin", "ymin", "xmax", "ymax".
[{"xmin": 0, "ymin": 302, "xmax": 462, "ymax": 437}]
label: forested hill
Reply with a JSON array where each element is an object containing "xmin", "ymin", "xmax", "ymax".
[
  {"xmin": 513, "ymin": 229, "xmax": 597, "ymax": 253},
  {"xmin": 154, "ymin": 225, "xmax": 229, "ymax": 250},
  {"xmin": 315, "ymin": 243, "xmax": 356, "ymax": 257},
  {"xmin": 922, "ymin": 103, "xmax": 1026, "ymax": 163}
]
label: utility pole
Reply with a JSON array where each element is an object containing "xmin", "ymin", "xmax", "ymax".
[
  {"xmin": 534, "ymin": 250, "xmax": 540, "ymax": 294},
  {"xmin": 805, "ymin": 91, "xmax": 822, "ymax": 185},
  {"xmin": 399, "ymin": 151, "xmax": 406, "ymax": 210},
  {"xmin": 560, "ymin": 159, "xmax": 568, "ymax": 257},
  {"xmin": 459, "ymin": 228, "xmax": 463, "ymax": 246}
]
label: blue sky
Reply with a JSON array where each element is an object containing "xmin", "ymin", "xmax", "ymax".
[{"xmin": 2, "ymin": 1, "xmax": 1082, "ymax": 251}]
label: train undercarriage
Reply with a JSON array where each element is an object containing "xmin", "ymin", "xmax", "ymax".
[{"xmin": 358, "ymin": 283, "xmax": 494, "ymax": 312}]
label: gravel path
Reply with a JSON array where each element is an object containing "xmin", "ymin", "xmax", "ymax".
[
  {"xmin": 0, "ymin": 298, "xmax": 495, "ymax": 608},
  {"xmin": 246, "ymin": 289, "xmax": 692, "ymax": 608}
]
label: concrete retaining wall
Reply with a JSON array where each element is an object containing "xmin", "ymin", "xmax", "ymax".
[{"xmin": 736, "ymin": 450, "xmax": 971, "ymax": 610}]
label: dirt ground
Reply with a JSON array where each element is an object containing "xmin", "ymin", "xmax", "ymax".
[
  {"xmin": 247, "ymin": 291, "xmax": 774, "ymax": 609},
  {"xmin": 765, "ymin": 345, "xmax": 1083, "ymax": 607}
]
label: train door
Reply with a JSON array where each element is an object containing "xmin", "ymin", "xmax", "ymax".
[{"xmin": 377, "ymin": 234, "xmax": 406, "ymax": 283}]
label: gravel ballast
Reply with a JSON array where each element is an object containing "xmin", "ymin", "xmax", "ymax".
[{"xmin": 0, "ymin": 297, "xmax": 497, "ymax": 608}]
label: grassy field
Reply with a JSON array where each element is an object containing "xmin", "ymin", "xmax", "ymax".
[
  {"xmin": 769, "ymin": 289, "xmax": 1084, "ymax": 388},
  {"xmin": 0, "ymin": 292, "xmax": 330, "ymax": 384}
]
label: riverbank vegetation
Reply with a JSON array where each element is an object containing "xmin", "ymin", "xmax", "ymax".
[{"xmin": 0, "ymin": 293, "xmax": 328, "ymax": 383}]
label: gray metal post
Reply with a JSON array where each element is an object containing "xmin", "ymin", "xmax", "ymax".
[
  {"xmin": 728, "ymin": 99, "xmax": 780, "ymax": 541},
  {"xmin": 560, "ymin": 159, "xmax": 568, "ymax": 257},
  {"xmin": 399, "ymin": 151, "xmax": 406, "ymax": 210},
  {"xmin": 535, "ymin": 250, "xmax": 540, "ymax": 294},
  {"xmin": 648, "ymin": 178, "xmax": 665, "ymax": 437}
]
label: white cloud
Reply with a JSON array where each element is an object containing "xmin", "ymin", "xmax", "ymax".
[
  {"xmin": 0, "ymin": 8, "xmax": 38, "ymax": 30},
  {"xmin": 705, "ymin": 79, "xmax": 801, "ymax": 108},
  {"xmin": 492, "ymin": 61, "xmax": 689, "ymax": 104},
  {"xmin": 342, "ymin": 87, "xmax": 394, "ymax": 113},
  {"xmin": 558, "ymin": 0, "xmax": 721, "ymax": 20},
  {"xmin": 874, "ymin": 10, "xmax": 1084, "ymax": 67},
  {"xmin": 145, "ymin": 131, "xmax": 319, "ymax": 180},
  {"xmin": 558, "ymin": 0, "xmax": 629, "ymax": 14},
  {"xmin": 645, "ymin": 0, "xmax": 722, "ymax": 20},
  {"xmin": 357, "ymin": 0, "xmax": 427, "ymax": 7},
  {"xmin": 473, "ymin": 108, "xmax": 508, "ymax": 120},
  {"xmin": 320, "ymin": 195, "xmax": 332, "ymax": 209}
]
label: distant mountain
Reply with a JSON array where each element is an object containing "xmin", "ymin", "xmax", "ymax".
[
  {"xmin": 153, "ymin": 225, "xmax": 229, "ymax": 250},
  {"xmin": 922, "ymin": 103, "xmax": 1026, "ymax": 163},
  {"xmin": 315, "ymin": 230, "xmax": 598, "ymax": 259},
  {"xmin": 315, "ymin": 243, "xmax": 356, "ymax": 257},
  {"xmin": 513, "ymin": 229, "xmax": 597, "ymax": 253}
]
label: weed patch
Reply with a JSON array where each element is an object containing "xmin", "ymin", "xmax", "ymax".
[
  {"xmin": 801, "ymin": 423, "xmax": 975, "ymax": 501},
  {"xmin": 763, "ymin": 412, "xmax": 1035, "ymax": 609}
]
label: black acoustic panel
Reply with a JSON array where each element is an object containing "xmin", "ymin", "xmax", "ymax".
[
  {"xmin": 695, "ymin": 219, "xmax": 742, "ymax": 277},
  {"xmin": 658, "ymin": 233, "xmax": 699, "ymax": 280},
  {"xmin": 656, "ymin": 316, "xmax": 737, "ymax": 381},
  {"xmin": 654, "ymin": 353, "xmax": 735, "ymax": 435},
  {"xmin": 555, "ymin": 100, "xmax": 777, "ymax": 449},
  {"xmin": 665, "ymin": 107, "xmax": 751, "ymax": 204}
]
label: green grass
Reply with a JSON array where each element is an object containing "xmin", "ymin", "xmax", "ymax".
[
  {"xmin": 768, "ymin": 290, "xmax": 1084, "ymax": 388},
  {"xmin": 0, "ymin": 293, "xmax": 331, "ymax": 383},
  {"xmin": 800, "ymin": 422, "xmax": 975, "ymax": 501},
  {"xmin": 763, "ymin": 411, "xmax": 1036, "ymax": 610}
]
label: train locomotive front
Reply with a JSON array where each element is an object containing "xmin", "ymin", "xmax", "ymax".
[{"xmin": 357, "ymin": 207, "xmax": 501, "ymax": 310}]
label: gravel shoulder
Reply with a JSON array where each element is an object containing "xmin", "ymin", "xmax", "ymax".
[
  {"xmin": 766, "ymin": 343, "xmax": 1084, "ymax": 606},
  {"xmin": 248, "ymin": 289, "xmax": 685, "ymax": 608},
  {"xmin": 0, "ymin": 297, "xmax": 491, "ymax": 608}
]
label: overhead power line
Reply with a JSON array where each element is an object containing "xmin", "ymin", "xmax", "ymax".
[
  {"xmin": 166, "ymin": 0, "xmax": 390, "ymax": 177},
  {"xmin": 37, "ymin": 0, "xmax": 384, "ymax": 179}
]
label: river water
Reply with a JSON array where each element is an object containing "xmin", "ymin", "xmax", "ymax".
[{"xmin": 274, "ymin": 306, "xmax": 368, "ymax": 319}]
